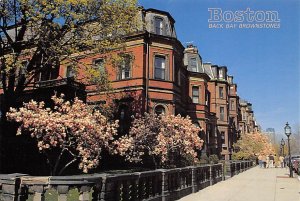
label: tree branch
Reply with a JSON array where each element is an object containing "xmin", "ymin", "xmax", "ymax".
[
  {"xmin": 53, "ymin": 147, "xmax": 67, "ymax": 176},
  {"xmin": 58, "ymin": 158, "xmax": 77, "ymax": 176}
]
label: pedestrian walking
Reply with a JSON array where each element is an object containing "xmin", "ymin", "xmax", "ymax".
[
  {"xmin": 279, "ymin": 155, "xmax": 284, "ymax": 168},
  {"xmin": 258, "ymin": 154, "xmax": 263, "ymax": 168},
  {"xmin": 262, "ymin": 155, "xmax": 267, "ymax": 168},
  {"xmin": 269, "ymin": 154, "xmax": 274, "ymax": 168},
  {"xmin": 266, "ymin": 155, "xmax": 270, "ymax": 168}
]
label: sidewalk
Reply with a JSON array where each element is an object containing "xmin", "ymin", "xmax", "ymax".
[{"xmin": 179, "ymin": 166, "xmax": 300, "ymax": 201}]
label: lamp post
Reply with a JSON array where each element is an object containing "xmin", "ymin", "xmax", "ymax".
[
  {"xmin": 280, "ymin": 138, "xmax": 285, "ymax": 167},
  {"xmin": 284, "ymin": 122, "xmax": 293, "ymax": 178}
]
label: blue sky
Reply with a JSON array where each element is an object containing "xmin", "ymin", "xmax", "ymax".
[{"xmin": 139, "ymin": 0, "xmax": 300, "ymax": 136}]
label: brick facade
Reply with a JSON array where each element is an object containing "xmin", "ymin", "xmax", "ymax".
[{"xmin": 0, "ymin": 8, "xmax": 260, "ymax": 160}]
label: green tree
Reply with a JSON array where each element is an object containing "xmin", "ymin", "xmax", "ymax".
[{"xmin": 232, "ymin": 132, "xmax": 275, "ymax": 160}]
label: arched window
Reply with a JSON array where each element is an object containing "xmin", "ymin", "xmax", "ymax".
[{"xmin": 154, "ymin": 105, "xmax": 166, "ymax": 115}]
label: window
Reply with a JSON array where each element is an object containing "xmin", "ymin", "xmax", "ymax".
[
  {"xmin": 19, "ymin": 60, "xmax": 28, "ymax": 76},
  {"xmin": 154, "ymin": 55, "xmax": 166, "ymax": 80},
  {"xmin": 66, "ymin": 66, "xmax": 75, "ymax": 78},
  {"xmin": 94, "ymin": 59, "xmax": 105, "ymax": 74},
  {"xmin": 118, "ymin": 104, "xmax": 130, "ymax": 135},
  {"xmin": 205, "ymin": 91, "xmax": 209, "ymax": 105},
  {"xmin": 155, "ymin": 17, "xmax": 163, "ymax": 35},
  {"xmin": 155, "ymin": 105, "xmax": 166, "ymax": 115},
  {"xmin": 221, "ymin": 131, "xmax": 225, "ymax": 145},
  {"xmin": 219, "ymin": 87, "xmax": 224, "ymax": 99},
  {"xmin": 118, "ymin": 55, "xmax": 131, "ymax": 80},
  {"xmin": 219, "ymin": 69, "xmax": 224, "ymax": 78},
  {"xmin": 230, "ymin": 86, "xmax": 234, "ymax": 94},
  {"xmin": 192, "ymin": 86, "xmax": 199, "ymax": 104},
  {"xmin": 242, "ymin": 113, "xmax": 246, "ymax": 120},
  {"xmin": 230, "ymin": 100, "xmax": 235, "ymax": 110},
  {"xmin": 190, "ymin": 58, "xmax": 197, "ymax": 72},
  {"xmin": 220, "ymin": 106, "xmax": 225, "ymax": 121},
  {"xmin": 39, "ymin": 63, "xmax": 59, "ymax": 81}
]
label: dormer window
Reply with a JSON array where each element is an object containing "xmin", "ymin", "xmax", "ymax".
[
  {"xmin": 190, "ymin": 58, "xmax": 197, "ymax": 72},
  {"xmin": 219, "ymin": 69, "xmax": 224, "ymax": 79},
  {"xmin": 155, "ymin": 17, "xmax": 163, "ymax": 35}
]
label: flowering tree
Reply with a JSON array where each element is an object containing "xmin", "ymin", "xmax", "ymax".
[
  {"xmin": 232, "ymin": 132, "xmax": 275, "ymax": 160},
  {"xmin": 7, "ymin": 94, "xmax": 118, "ymax": 175},
  {"xmin": 114, "ymin": 113, "xmax": 204, "ymax": 168}
]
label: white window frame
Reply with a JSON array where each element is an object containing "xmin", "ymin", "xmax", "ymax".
[
  {"xmin": 154, "ymin": 17, "xmax": 163, "ymax": 35},
  {"xmin": 192, "ymin": 86, "xmax": 199, "ymax": 104},
  {"xmin": 154, "ymin": 55, "xmax": 166, "ymax": 80}
]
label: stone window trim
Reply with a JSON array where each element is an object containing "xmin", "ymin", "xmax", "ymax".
[{"xmin": 153, "ymin": 53, "xmax": 169, "ymax": 81}]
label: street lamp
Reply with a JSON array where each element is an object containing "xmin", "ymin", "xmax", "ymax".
[
  {"xmin": 280, "ymin": 138, "xmax": 285, "ymax": 167},
  {"xmin": 284, "ymin": 122, "xmax": 293, "ymax": 178}
]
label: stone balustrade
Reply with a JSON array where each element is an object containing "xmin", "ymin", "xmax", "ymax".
[{"xmin": 0, "ymin": 161, "xmax": 254, "ymax": 201}]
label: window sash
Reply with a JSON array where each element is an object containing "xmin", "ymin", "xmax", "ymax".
[
  {"xmin": 220, "ymin": 107, "xmax": 225, "ymax": 121},
  {"xmin": 190, "ymin": 58, "xmax": 197, "ymax": 72},
  {"xmin": 219, "ymin": 69, "xmax": 223, "ymax": 78},
  {"xmin": 94, "ymin": 59, "xmax": 105, "ymax": 73},
  {"xmin": 219, "ymin": 87, "xmax": 224, "ymax": 98},
  {"xmin": 192, "ymin": 86, "xmax": 199, "ymax": 104},
  {"xmin": 221, "ymin": 132, "xmax": 225, "ymax": 144},
  {"xmin": 119, "ymin": 56, "xmax": 131, "ymax": 80},
  {"xmin": 230, "ymin": 101, "xmax": 235, "ymax": 110},
  {"xmin": 66, "ymin": 66, "xmax": 75, "ymax": 78},
  {"xmin": 121, "ymin": 68, "xmax": 130, "ymax": 79},
  {"xmin": 154, "ymin": 56, "xmax": 166, "ymax": 80},
  {"xmin": 155, "ymin": 18, "xmax": 163, "ymax": 35}
]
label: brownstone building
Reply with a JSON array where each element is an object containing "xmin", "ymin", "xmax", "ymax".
[{"xmin": 0, "ymin": 8, "xmax": 260, "ymax": 162}]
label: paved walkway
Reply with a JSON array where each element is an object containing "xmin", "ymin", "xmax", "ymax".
[{"xmin": 179, "ymin": 166, "xmax": 300, "ymax": 201}]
